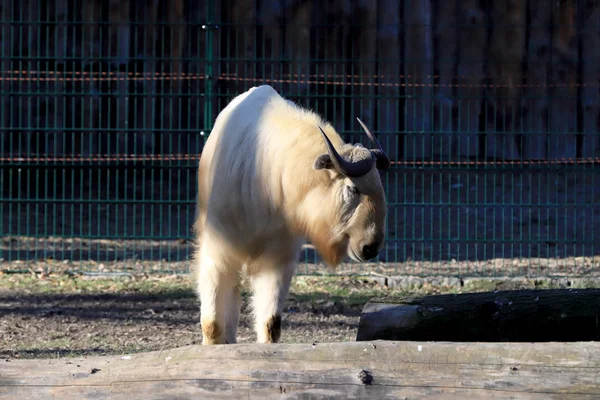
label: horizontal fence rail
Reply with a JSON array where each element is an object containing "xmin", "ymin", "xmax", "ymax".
[{"xmin": 0, "ymin": 0, "xmax": 599, "ymax": 279}]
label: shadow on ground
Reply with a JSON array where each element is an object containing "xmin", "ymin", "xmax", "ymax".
[{"xmin": 0, "ymin": 286, "xmax": 363, "ymax": 359}]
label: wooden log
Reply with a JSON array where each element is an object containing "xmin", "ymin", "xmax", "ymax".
[
  {"xmin": 456, "ymin": 0, "xmax": 485, "ymax": 158},
  {"xmin": 522, "ymin": 0, "xmax": 551, "ymax": 160},
  {"xmin": 579, "ymin": 1, "xmax": 600, "ymax": 158},
  {"xmin": 485, "ymin": 0, "xmax": 525, "ymax": 160},
  {"xmin": 403, "ymin": 0, "xmax": 433, "ymax": 160},
  {"xmin": 548, "ymin": 0, "xmax": 578, "ymax": 160},
  {"xmin": 432, "ymin": 0, "xmax": 456, "ymax": 157},
  {"xmin": 356, "ymin": 289, "xmax": 600, "ymax": 342},
  {"xmin": 2, "ymin": 340, "xmax": 600, "ymax": 399},
  {"xmin": 376, "ymin": 0, "xmax": 401, "ymax": 161}
]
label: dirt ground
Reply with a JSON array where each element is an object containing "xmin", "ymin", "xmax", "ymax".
[
  {"xmin": 0, "ymin": 273, "xmax": 401, "ymax": 360},
  {"xmin": 2, "ymin": 271, "xmax": 600, "ymax": 361}
]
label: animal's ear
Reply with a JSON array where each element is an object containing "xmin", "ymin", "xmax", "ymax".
[{"xmin": 313, "ymin": 153, "xmax": 335, "ymax": 170}]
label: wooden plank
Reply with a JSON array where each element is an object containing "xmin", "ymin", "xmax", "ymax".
[
  {"xmin": 456, "ymin": 0, "xmax": 485, "ymax": 158},
  {"xmin": 5, "ymin": 385, "xmax": 595, "ymax": 400},
  {"xmin": 47, "ymin": 0, "xmax": 69, "ymax": 156},
  {"xmin": 403, "ymin": 0, "xmax": 433, "ymax": 160},
  {"xmin": 81, "ymin": 0, "xmax": 102, "ymax": 60},
  {"xmin": 167, "ymin": 0, "xmax": 184, "ymax": 89},
  {"xmin": 356, "ymin": 289, "xmax": 600, "ymax": 342},
  {"xmin": 0, "ymin": 1, "xmax": 11, "ymax": 153},
  {"xmin": 79, "ymin": 0, "xmax": 102, "ymax": 156},
  {"xmin": 432, "ymin": 0, "xmax": 456, "ymax": 157},
  {"xmin": 579, "ymin": 1, "xmax": 600, "ymax": 158},
  {"xmin": 376, "ymin": 0, "xmax": 401, "ymax": 161},
  {"xmin": 351, "ymin": 1, "xmax": 377, "ymax": 144},
  {"xmin": 109, "ymin": 0, "xmax": 131, "ymax": 67},
  {"xmin": 18, "ymin": 0, "xmax": 40, "ymax": 156},
  {"xmin": 310, "ymin": 1, "xmax": 350, "ymax": 131},
  {"xmin": 228, "ymin": 0, "xmax": 257, "ymax": 95},
  {"xmin": 522, "ymin": 0, "xmax": 551, "ymax": 160},
  {"xmin": 183, "ymin": 0, "xmax": 207, "ymax": 154},
  {"xmin": 257, "ymin": 0, "xmax": 282, "ymax": 83},
  {"xmin": 140, "ymin": 0, "xmax": 159, "ymax": 154},
  {"xmin": 52, "ymin": 0, "xmax": 69, "ymax": 61},
  {"xmin": 485, "ymin": 0, "xmax": 524, "ymax": 160},
  {"xmin": 548, "ymin": 0, "xmax": 578, "ymax": 160},
  {"xmin": 2, "ymin": 341, "xmax": 600, "ymax": 399},
  {"xmin": 206, "ymin": 0, "xmax": 221, "ymax": 134},
  {"xmin": 161, "ymin": 0, "xmax": 184, "ymax": 154},
  {"xmin": 283, "ymin": 0, "xmax": 311, "ymax": 100},
  {"xmin": 109, "ymin": 0, "xmax": 130, "ymax": 154}
]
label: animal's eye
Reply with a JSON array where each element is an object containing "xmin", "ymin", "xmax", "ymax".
[{"xmin": 347, "ymin": 185, "xmax": 361, "ymax": 196}]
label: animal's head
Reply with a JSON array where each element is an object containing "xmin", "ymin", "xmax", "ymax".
[{"xmin": 309, "ymin": 118, "xmax": 390, "ymax": 265}]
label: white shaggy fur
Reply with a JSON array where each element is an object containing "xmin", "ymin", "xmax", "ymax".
[{"xmin": 192, "ymin": 85, "xmax": 388, "ymax": 344}]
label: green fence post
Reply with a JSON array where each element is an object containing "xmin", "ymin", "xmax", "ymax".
[{"xmin": 203, "ymin": 0, "xmax": 214, "ymax": 138}]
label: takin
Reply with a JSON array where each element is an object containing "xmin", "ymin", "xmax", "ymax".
[{"xmin": 192, "ymin": 85, "xmax": 390, "ymax": 345}]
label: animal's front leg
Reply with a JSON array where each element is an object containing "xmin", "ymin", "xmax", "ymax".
[{"xmin": 250, "ymin": 262, "xmax": 296, "ymax": 344}]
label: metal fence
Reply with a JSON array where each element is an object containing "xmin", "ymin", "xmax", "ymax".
[{"xmin": 0, "ymin": 0, "xmax": 599, "ymax": 278}]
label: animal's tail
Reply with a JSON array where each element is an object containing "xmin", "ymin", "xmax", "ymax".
[{"xmin": 191, "ymin": 158, "xmax": 206, "ymax": 278}]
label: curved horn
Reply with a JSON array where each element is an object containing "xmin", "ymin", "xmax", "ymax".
[
  {"xmin": 318, "ymin": 127, "xmax": 374, "ymax": 178},
  {"xmin": 356, "ymin": 117, "xmax": 391, "ymax": 170}
]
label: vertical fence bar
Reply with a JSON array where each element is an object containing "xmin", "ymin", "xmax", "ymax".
[{"xmin": 204, "ymin": 0, "xmax": 214, "ymax": 136}]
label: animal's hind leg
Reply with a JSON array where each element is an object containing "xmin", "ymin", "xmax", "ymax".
[
  {"xmin": 195, "ymin": 238, "xmax": 241, "ymax": 345},
  {"xmin": 249, "ymin": 261, "xmax": 297, "ymax": 344}
]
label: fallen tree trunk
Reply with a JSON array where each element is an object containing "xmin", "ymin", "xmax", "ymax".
[
  {"xmin": 357, "ymin": 289, "xmax": 600, "ymax": 342},
  {"xmin": 2, "ymin": 340, "xmax": 600, "ymax": 399}
]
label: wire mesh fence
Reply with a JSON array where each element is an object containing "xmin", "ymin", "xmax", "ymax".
[{"xmin": 0, "ymin": 0, "xmax": 599, "ymax": 278}]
